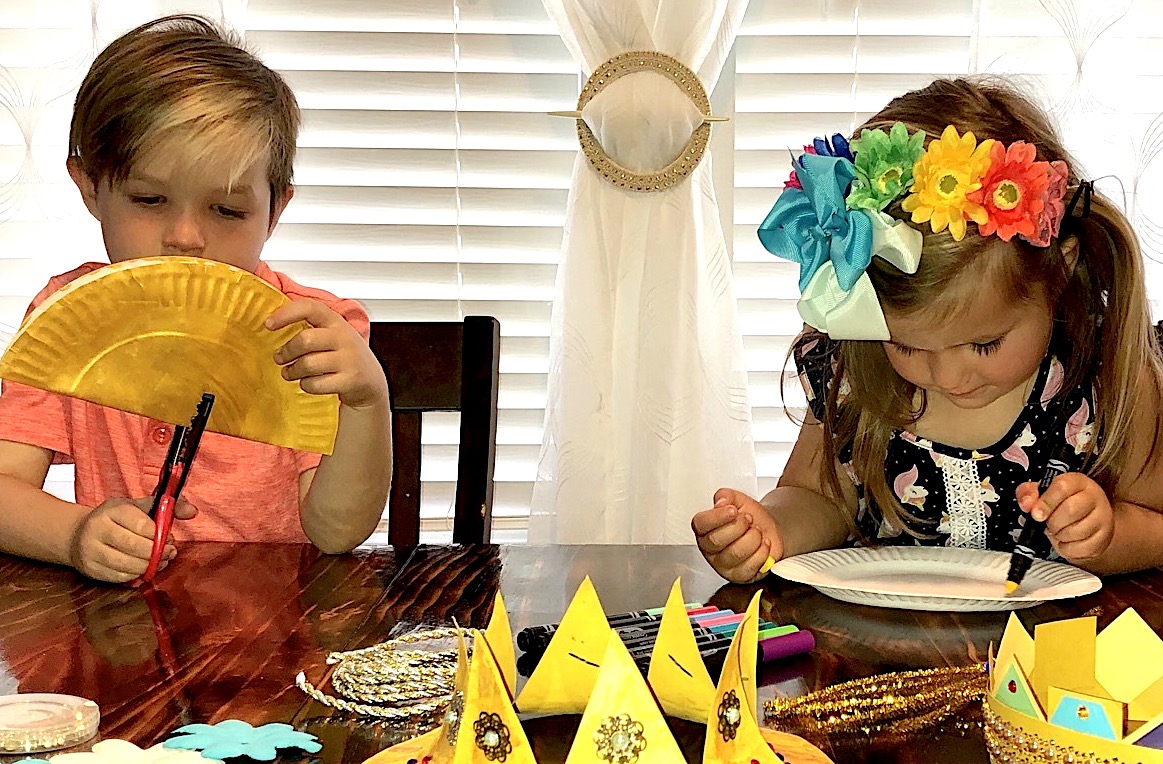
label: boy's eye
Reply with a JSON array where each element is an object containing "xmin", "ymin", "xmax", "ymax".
[
  {"xmin": 131, "ymin": 195, "xmax": 163, "ymax": 206},
  {"xmin": 890, "ymin": 343, "xmax": 918, "ymax": 357},
  {"xmin": 215, "ymin": 205, "xmax": 247, "ymax": 219},
  {"xmin": 973, "ymin": 339, "xmax": 1003, "ymax": 356}
]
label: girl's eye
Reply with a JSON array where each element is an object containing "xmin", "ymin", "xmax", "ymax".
[
  {"xmin": 973, "ymin": 339, "xmax": 1003, "ymax": 356},
  {"xmin": 131, "ymin": 195, "xmax": 163, "ymax": 205},
  {"xmin": 891, "ymin": 344, "xmax": 918, "ymax": 357}
]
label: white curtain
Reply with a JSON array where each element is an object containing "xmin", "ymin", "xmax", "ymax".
[{"xmin": 528, "ymin": 0, "xmax": 758, "ymax": 544}]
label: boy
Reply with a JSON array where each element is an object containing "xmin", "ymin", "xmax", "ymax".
[{"xmin": 0, "ymin": 15, "xmax": 391, "ymax": 583}]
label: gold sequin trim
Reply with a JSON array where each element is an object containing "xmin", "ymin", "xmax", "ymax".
[{"xmin": 983, "ymin": 704, "xmax": 1130, "ymax": 764}]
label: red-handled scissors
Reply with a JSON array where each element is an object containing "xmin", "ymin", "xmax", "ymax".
[{"xmin": 132, "ymin": 392, "xmax": 215, "ymax": 586}]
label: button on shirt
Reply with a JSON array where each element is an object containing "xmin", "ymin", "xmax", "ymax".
[{"xmin": 0, "ymin": 261, "xmax": 371, "ymax": 543}]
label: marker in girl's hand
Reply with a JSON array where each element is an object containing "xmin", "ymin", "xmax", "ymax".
[{"xmin": 760, "ymin": 555, "xmax": 776, "ymax": 575}]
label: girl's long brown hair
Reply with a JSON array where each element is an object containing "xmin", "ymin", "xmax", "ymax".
[{"xmin": 805, "ymin": 77, "xmax": 1163, "ymax": 539}]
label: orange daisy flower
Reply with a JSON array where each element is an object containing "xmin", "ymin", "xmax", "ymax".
[{"xmin": 968, "ymin": 141, "xmax": 1052, "ymax": 242}]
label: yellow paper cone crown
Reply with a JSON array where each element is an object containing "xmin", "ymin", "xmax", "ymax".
[{"xmin": 367, "ymin": 578, "xmax": 833, "ymax": 764}]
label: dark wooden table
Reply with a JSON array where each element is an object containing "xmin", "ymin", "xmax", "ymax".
[{"xmin": 1, "ymin": 543, "xmax": 1160, "ymax": 763}]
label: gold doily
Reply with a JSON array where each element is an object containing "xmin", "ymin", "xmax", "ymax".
[
  {"xmin": 296, "ymin": 627, "xmax": 459, "ymax": 725},
  {"xmin": 552, "ymin": 50, "xmax": 724, "ymax": 192}
]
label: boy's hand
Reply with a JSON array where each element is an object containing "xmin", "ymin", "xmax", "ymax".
[
  {"xmin": 1016, "ymin": 472, "xmax": 1115, "ymax": 563},
  {"xmin": 267, "ymin": 300, "xmax": 388, "ymax": 409},
  {"xmin": 70, "ymin": 497, "xmax": 196, "ymax": 583},
  {"xmin": 692, "ymin": 488, "xmax": 782, "ymax": 583}
]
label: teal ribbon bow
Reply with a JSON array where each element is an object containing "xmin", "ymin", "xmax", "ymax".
[{"xmin": 757, "ymin": 153, "xmax": 873, "ymax": 292}]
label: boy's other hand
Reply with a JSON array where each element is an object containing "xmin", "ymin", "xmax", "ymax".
[
  {"xmin": 691, "ymin": 487, "xmax": 783, "ymax": 583},
  {"xmin": 267, "ymin": 299, "xmax": 388, "ymax": 409},
  {"xmin": 70, "ymin": 496, "xmax": 195, "ymax": 583}
]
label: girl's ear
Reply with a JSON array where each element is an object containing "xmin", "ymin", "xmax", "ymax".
[
  {"xmin": 1061, "ymin": 235, "xmax": 1080, "ymax": 276},
  {"xmin": 66, "ymin": 157, "xmax": 101, "ymax": 220}
]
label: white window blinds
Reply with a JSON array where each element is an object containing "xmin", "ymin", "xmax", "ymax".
[
  {"xmin": 245, "ymin": 0, "xmax": 576, "ymax": 540},
  {"xmin": 2, "ymin": 0, "xmax": 1161, "ymax": 538}
]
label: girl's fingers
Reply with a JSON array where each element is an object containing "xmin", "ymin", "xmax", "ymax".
[
  {"xmin": 718, "ymin": 527, "xmax": 763, "ymax": 569},
  {"xmin": 1048, "ymin": 505, "xmax": 1104, "ymax": 545},
  {"xmin": 1042, "ymin": 492, "xmax": 1092, "ymax": 535},
  {"xmin": 692, "ymin": 504, "xmax": 738, "ymax": 538},
  {"xmin": 702, "ymin": 516, "xmax": 753, "ymax": 555},
  {"xmin": 739, "ymin": 537, "xmax": 773, "ymax": 582}
]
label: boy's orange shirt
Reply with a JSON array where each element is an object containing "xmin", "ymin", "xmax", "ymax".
[{"xmin": 0, "ymin": 261, "xmax": 371, "ymax": 543}]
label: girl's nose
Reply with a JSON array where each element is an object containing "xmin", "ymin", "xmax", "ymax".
[
  {"xmin": 927, "ymin": 354, "xmax": 971, "ymax": 392},
  {"xmin": 161, "ymin": 210, "xmax": 205, "ymax": 254}
]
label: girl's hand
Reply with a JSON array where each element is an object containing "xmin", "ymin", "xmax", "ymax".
[
  {"xmin": 1016, "ymin": 472, "xmax": 1115, "ymax": 563},
  {"xmin": 267, "ymin": 299, "xmax": 389, "ymax": 410},
  {"xmin": 691, "ymin": 487, "xmax": 782, "ymax": 583},
  {"xmin": 70, "ymin": 496, "xmax": 196, "ymax": 583}
]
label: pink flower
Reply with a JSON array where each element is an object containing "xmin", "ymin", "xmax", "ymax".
[
  {"xmin": 784, "ymin": 145, "xmax": 818, "ymax": 190},
  {"xmin": 1028, "ymin": 160, "xmax": 1069, "ymax": 246}
]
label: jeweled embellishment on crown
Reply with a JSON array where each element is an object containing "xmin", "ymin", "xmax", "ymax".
[
  {"xmin": 594, "ymin": 714, "xmax": 647, "ymax": 763},
  {"xmin": 985, "ymin": 610, "xmax": 1163, "ymax": 764},
  {"xmin": 443, "ymin": 691, "xmax": 464, "ymax": 746},
  {"xmin": 474, "ymin": 712, "xmax": 511, "ymax": 761},
  {"xmin": 718, "ymin": 690, "xmax": 741, "ymax": 741}
]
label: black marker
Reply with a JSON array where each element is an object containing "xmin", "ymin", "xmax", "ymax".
[{"xmin": 1005, "ymin": 445, "xmax": 1072, "ymax": 593}]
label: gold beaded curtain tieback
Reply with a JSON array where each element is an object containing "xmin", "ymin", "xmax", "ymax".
[{"xmin": 549, "ymin": 50, "xmax": 728, "ymax": 192}]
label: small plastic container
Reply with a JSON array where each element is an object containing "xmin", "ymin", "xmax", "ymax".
[{"xmin": 0, "ymin": 693, "xmax": 100, "ymax": 754}]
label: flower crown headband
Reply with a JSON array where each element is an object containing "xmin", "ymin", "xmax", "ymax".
[{"xmin": 758, "ymin": 123, "xmax": 1071, "ymax": 341}]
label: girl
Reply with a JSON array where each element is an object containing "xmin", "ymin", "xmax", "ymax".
[{"xmin": 694, "ymin": 77, "xmax": 1163, "ymax": 583}]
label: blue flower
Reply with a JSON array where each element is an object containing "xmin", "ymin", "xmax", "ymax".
[
  {"xmin": 758, "ymin": 153, "xmax": 873, "ymax": 292},
  {"xmin": 812, "ymin": 133, "xmax": 854, "ymax": 161},
  {"xmin": 163, "ymin": 720, "xmax": 321, "ymax": 761}
]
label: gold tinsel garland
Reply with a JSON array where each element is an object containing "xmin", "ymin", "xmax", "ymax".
[
  {"xmin": 296, "ymin": 627, "xmax": 459, "ymax": 724},
  {"xmin": 763, "ymin": 663, "xmax": 988, "ymax": 736}
]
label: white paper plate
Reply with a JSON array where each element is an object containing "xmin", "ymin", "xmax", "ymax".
[{"xmin": 771, "ymin": 546, "xmax": 1101, "ymax": 612}]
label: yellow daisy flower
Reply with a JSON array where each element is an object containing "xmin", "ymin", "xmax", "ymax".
[{"xmin": 902, "ymin": 125, "xmax": 995, "ymax": 241}]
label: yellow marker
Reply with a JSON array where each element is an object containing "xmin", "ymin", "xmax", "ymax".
[
  {"xmin": 759, "ymin": 556, "xmax": 776, "ymax": 575},
  {"xmin": 1004, "ymin": 580, "xmax": 1019, "ymax": 595}
]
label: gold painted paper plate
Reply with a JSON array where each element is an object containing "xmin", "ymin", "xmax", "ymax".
[{"xmin": 0, "ymin": 257, "xmax": 338, "ymax": 454}]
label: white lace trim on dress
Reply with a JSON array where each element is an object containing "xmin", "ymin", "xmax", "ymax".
[{"xmin": 938, "ymin": 456, "xmax": 987, "ymax": 548}]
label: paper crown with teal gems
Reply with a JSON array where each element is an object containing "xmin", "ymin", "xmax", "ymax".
[
  {"xmin": 757, "ymin": 124, "xmax": 1071, "ymax": 342},
  {"xmin": 985, "ymin": 609, "xmax": 1163, "ymax": 764}
]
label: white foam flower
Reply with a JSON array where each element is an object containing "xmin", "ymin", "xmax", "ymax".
[{"xmin": 50, "ymin": 740, "xmax": 223, "ymax": 764}]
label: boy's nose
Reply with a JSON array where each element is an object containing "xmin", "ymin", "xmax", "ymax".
[{"xmin": 162, "ymin": 212, "xmax": 205, "ymax": 254}]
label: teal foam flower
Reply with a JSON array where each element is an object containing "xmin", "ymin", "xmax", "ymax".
[
  {"xmin": 847, "ymin": 122, "xmax": 926, "ymax": 211},
  {"xmin": 12, "ymin": 759, "xmax": 52, "ymax": 763},
  {"xmin": 163, "ymin": 720, "xmax": 321, "ymax": 761}
]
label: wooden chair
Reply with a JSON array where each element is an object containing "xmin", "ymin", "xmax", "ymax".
[{"xmin": 369, "ymin": 317, "xmax": 500, "ymax": 547}]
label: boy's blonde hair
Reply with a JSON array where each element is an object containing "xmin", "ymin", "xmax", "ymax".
[
  {"xmin": 805, "ymin": 77, "xmax": 1163, "ymax": 539},
  {"xmin": 68, "ymin": 14, "xmax": 299, "ymax": 217}
]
